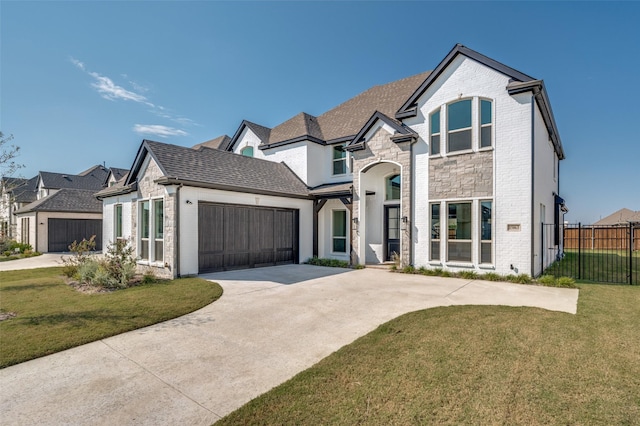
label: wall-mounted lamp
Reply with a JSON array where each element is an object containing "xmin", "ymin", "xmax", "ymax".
[
  {"xmin": 352, "ymin": 217, "xmax": 359, "ymax": 224},
  {"xmin": 402, "ymin": 216, "xmax": 408, "ymax": 223},
  {"xmin": 185, "ymin": 200, "xmax": 193, "ymax": 205}
]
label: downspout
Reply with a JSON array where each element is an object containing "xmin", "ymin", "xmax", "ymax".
[
  {"xmin": 35, "ymin": 212, "xmax": 39, "ymax": 252},
  {"xmin": 175, "ymin": 184, "xmax": 181, "ymax": 278},
  {"xmin": 409, "ymin": 141, "xmax": 414, "ymax": 266},
  {"xmin": 530, "ymin": 95, "xmax": 536, "ymax": 277}
]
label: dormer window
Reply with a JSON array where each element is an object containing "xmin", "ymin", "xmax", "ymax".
[
  {"xmin": 332, "ymin": 144, "xmax": 346, "ymax": 175},
  {"xmin": 241, "ymin": 146, "xmax": 254, "ymax": 157}
]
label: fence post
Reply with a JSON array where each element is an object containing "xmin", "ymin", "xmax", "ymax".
[
  {"xmin": 630, "ymin": 222, "xmax": 633, "ymax": 285},
  {"xmin": 578, "ymin": 222, "xmax": 582, "ymax": 280}
]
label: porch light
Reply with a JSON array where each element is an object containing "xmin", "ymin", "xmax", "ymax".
[
  {"xmin": 402, "ymin": 216, "xmax": 408, "ymax": 223},
  {"xmin": 352, "ymin": 217, "xmax": 359, "ymax": 224}
]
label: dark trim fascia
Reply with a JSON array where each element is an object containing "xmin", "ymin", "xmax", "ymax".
[
  {"xmin": 326, "ymin": 136, "xmax": 354, "ymax": 145},
  {"xmin": 154, "ymin": 177, "xmax": 311, "ymax": 200},
  {"xmin": 311, "ymin": 190, "xmax": 353, "ymax": 199},
  {"xmin": 258, "ymin": 135, "xmax": 325, "ymax": 151},
  {"xmin": 344, "ymin": 142, "xmax": 365, "ymax": 152},
  {"xmin": 125, "ymin": 140, "xmax": 170, "ymax": 186},
  {"xmin": 391, "ymin": 134, "xmax": 418, "ymax": 144},
  {"xmin": 95, "ymin": 183, "xmax": 138, "ymax": 200},
  {"xmin": 508, "ymin": 80, "xmax": 565, "ymax": 160},
  {"xmin": 227, "ymin": 120, "xmax": 272, "ymax": 152},
  {"xmin": 348, "ymin": 111, "xmax": 415, "ymax": 148},
  {"xmin": 396, "ymin": 43, "xmax": 535, "ymax": 119}
]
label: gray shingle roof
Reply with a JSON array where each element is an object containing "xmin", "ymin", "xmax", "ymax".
[
  {"xmin": 3, "ymin": 176, "xmax": 38, "ymax": 203},
  {"xmin": 594, "ymin": 208, "xmax": 640, "ymax": 225},
  {"xmin": 192, "ymin": 135, "xmax": 231, "ymax": 150},
  {"xmin": 308, "ymin": 182, "xmax": 352, "ymax": 197},
  {"xmin": 226, "ymin": 70, "xmax": 431, "ymax": 150},
  {"xmin": 143, "ymin": 140, "xmax": 309, "ymax": 198},
  {"xmin": 15, "ymin": 188, "xmax": 102, "ymax": 214},
  {"xmin": 109, "ymin": 168, "xmax": 129, "ymax": 182},
  {"xmin": 39, "ymin": 167, "xmax": 108, "ymax": 191}
]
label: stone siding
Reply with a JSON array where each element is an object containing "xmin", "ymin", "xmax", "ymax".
[{"xmin": 429, "ymin": 150, "xmax": 493, "ymax": 199}]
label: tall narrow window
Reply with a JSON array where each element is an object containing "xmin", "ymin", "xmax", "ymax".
[
  {"xmin": 21, "ymin": 218, "xmax": 29, "ymax": 245},
  {"xmin": 332, "ymin": 144, "xmax": 346, "ymax": 175},
  {"xmin": 241, "ymin": 146, "xmax": 254, "ymax": 157},
  {"xmin": 114, "ymin": 204, "xmax": 123, "ymax": 241},
  {"xmin": 480, "ymin": 201, "xmax": 492, "ymax": 264},
  {"xmin": 430, "ymin": 109, "xmax": 440, "ymax": 155},
  {"xmin": 447, "ymin": 202, "xmax": 472, "ymax": 262},
  {"xmin": 447, "ymin": 99, "xmax": 472, "ymax": 152},
  {"xmin": 385, "ymin": 174, "xmax": 400, "ymax": 201},
  {"xmin": 430, "ymin": 203, "xmax": 441, "ymax": 261},
  {"xmin": 154, "ymin": 199, "xmax": 164, "ymax": 262},
  {"xmin": 332, "ymin": 210, "xmax": 347, "ymax": 253},
  {"xmin": 140, "ymin": 200, "xmax": 150, "ymax": 260},
  {"xmin": 480, "ymin": 99, "xmax": 492, "ymax": 148}
]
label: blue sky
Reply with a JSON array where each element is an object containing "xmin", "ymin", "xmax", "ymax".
[{"xmin": 1, "ymin": 1, "xmax": 639, "ymax": 223}]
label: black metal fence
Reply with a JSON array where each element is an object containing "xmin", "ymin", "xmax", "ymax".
[{"xmin": 542, "ymin": 222, "xmax": 639, "ymax": 285}]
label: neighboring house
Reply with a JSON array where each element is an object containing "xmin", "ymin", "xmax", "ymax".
[
  {"xmin": 594, "ymin": 208, "xmax": 640, "ymax": 226},
  {"xmin": 98, "ymin": 44, "xmax": 566, "ymax": 278},
  {"xmin": 0, "ymin": 176, "xmax": 38, "ymax": 240},
  {"xmin": 13, "ymin": 165, "xmax": 127, "ymax": 252}
]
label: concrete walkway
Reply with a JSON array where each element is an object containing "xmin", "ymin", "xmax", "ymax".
[
  {"xmin": 0, "ymin": 253, "xmax": 69, "ymax": 271},
  {"xmin": 0, "ymin": 265, "xmax": 579, "ymax": 425}
]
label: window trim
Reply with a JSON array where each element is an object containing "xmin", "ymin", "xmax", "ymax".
[
  {"xmin": 332, "ymin": 144, "xmax": 347, "ymax": 176},
  {"xmin": 430, "ymin": 202, "xmax": 441, "ymax": 262},
  {"xmin": 331, "ymin": 209, "xmax": 347, "ymax": 254},
  {"xmin": 138, "ymin": 197, "xmax": 164, "ymax": 265},
  {"xmin": 240, "ymin": 146, "xmax": 254, "ymax": 157},
  {"xmin": 385, "ymin": 173, "xmax": 401, "ymax": 201},
  {"xmin": 114, "ymin": 204, "xmax": 123, "ymax": 241},
  {"xmin": 430, "ymin": 108, "xmax": 441, "ymax": 156},
  {"xmin": 447, "ymin": 99, "xmax": 473, "ymax": 153},
  {"xmin": 446, "ymin": 201, "xmax": 473, "ymax": 263},
  {"xmin": 479, "ymin": 98, "xmax": 493, "ymax": 150},
  {"xmin": 479, "ymin": 200, "xmax": 493, "ymax": 265}
]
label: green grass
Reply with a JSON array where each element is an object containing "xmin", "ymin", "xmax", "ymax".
[
  {"xmin": 545, "ymin": 249, "xmax": 639, "ymax": 284},
  {"xmin": 218, "ymin": 284, "xmax": 640, "ymax": 425},
  {"xmin": 0, "ymin": 267, "xmax": 223, "ymax": 368}
]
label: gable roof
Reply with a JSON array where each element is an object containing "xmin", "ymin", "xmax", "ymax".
[
  {"xmin": 15, "ymin": 188, "xmax": 102, "ymax": 214},
  {"xmin": 192, "ymin": 135, "xmax": 231, "ymax": 151},
  {"xmin": 126, "ymin": 140, "xmax": 310, "ymax": 199},
  {"xmin": 108, "ymin": 168, "xmax": 129, "ymax": 182},
  {"xmin": 594, "ymin": 208, "xmax": 640, "ymax": 225},
  {"xmin": 39, "ymin": 166, "xmax": 109, "ymax": 191},
  {"xmin": 2, "ymin": 176, "xmax": 38, "ymax": 203},
  {"xmin": 227, "ymin": 71, "xmax": 431, "ymax": 151},
  {"xmin": 346, "ymin": 111, "xmax": 417, "ymax": 151}
]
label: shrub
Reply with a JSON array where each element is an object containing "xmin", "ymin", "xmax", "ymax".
[
  {"xmin": 306, "ymin": 257, "xmax": 350, "ymax": 268},
  {"xmin": 440, "ymin": 270, "xmax": 452, "ymax": 278},
  {"xmin": 481, "ymin": 272, "xmax": 501, "ymax": 281},
  {"xmin": 403, "ymin": 265, "xmax": 416, "ymax": 274},
  {"xmin": 458, "ymin": 270, "xmax": 478, "ymax": 280},
  {"xmin": 77, "ymin": 259, "xmax": 100, "ymax": 284},
  {"xmin": 142, "ymin": 268, "xmax": 157, "ymax": 285},
  {"xmin": 556, "ymin": 276, "xmax": 577, "ymax": 288},
  {"xmin": 100, "ymin": 239, "xmax": 137, "ymax": 289},
  {"xmin": 508, "ymin": 274, "xmax": 532, "ymax": 284},
  {"xmin": 537, "ymin": 275, "xmax": 557, "ymax": 286}
]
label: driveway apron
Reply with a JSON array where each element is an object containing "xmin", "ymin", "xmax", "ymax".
[{"xmin": 0, "ymin": 265, "xmax": 578, "ymax": 425}]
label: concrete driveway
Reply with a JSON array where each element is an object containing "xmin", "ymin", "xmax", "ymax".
[
  {"xmin": 0, "ymin": 265, "xmax": 578, "ymax": 425},
  {"xmin": 0, "ymin": 253, "xmax": 67, "ymax": 271}
]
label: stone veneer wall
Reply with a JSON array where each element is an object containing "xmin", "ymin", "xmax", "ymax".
[
  {"xmin": 429, "ymin": 150, "xmax": 493, "ymax": 199},
  {"xmin": 351, "ymin": 127, "xmax": 413, "ymax": 267},
  {"xmin": 134, "ymin": 157, "xmax": 175, "ymax": 279}
]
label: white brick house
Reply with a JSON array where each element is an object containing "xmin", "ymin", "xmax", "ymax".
[{"xmin": 99, "ymin": 44, "xmax": 566, "ymax": 278}]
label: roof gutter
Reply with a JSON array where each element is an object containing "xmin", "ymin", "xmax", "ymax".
[{"xmin": 154, "ymin": 177, "xmax": 311, "ymax": 200}]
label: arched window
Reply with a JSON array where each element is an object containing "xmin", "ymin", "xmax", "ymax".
[
  {"xmin": 385, "ymin": 174, "xmax": 400, "ymax": 201},
  {"xmin": 241, "ymin": 146, "xmax": 254, "ymax": 157}
]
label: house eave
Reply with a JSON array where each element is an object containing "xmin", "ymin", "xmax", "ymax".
[
  {"xmin": 258, "ymin": 135, "xmax": 326, "ymax": 151},
  {"xmin": 154, "ymin": 177, "xmax": 311, "ymax": 200}
]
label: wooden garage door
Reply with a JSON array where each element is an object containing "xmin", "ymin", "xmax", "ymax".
[
  {"xmin": 198, "ymin": 202, "xmax": 299, "ymax": 273},
  {"xmin": 48, "ymin": 219, "xmax": 103, "ymax": 252}
]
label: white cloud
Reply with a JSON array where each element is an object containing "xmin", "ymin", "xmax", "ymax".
[
  {"xmin": 72, "ymin": 58, "xmax": 198, "ymax": 128},
  {"xmin": 133, "ymin": 124, "xmax": 188, "ymax": 138}
]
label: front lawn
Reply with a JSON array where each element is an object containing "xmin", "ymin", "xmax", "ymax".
[
  {"xmin": 219, "ymin": 284, "xmax": 640, "ymax": 425},
  {"xmin": 0, "ymin": 267, "xmax": 223, "ymax": 368}
]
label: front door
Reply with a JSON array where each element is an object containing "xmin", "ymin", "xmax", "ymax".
[{"xmin": 384, "ymin": 205, "xmax": 400, "ymax": 261}]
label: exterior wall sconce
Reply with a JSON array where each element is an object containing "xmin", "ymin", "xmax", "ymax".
[
  {"xmin": 185, "ymin": 200, "xmax": 193, "ymax": 205},
  {"xmin": 352, "ymin": 217, "xmax": 359, "ymax": 224},
  {"xmin": 402, "ymin": 216, "xmax": 408, "ymax": 223}
]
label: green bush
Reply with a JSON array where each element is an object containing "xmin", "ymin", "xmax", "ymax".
[
  {"xmin": 458, "ymin": 270, "xmax": 478, "ymax": 280},
  {"xmin": 481, "ymin": 272, "xmax": 501, "ymax": 281},
  {"xmin": 403, "ymin": 265, "xmax": 416, "ymax": 274},
  {"xmin": 537, "ymin": 275, "xmax": 557, "ymax": 286},
  {"xmin": 556, "ymin": 276, "xmax": 577, "ymax": 288},
  {"xmin": 306, "ymin": 257, "xmax": 351, "ymax": 268},
  {"xmin": 142, "ymin": 269, "xmax": 157, "ymax": 285},
  {"xmin": 77, "ymin": 259, "xmax": 100, "ymax": 283}
]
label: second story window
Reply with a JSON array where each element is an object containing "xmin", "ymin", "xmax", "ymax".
[
  {"xmin": 447, "ymin": 99, "xmax": 472, "ymax": 152},
  {"xmin": 385, "ymin": 174, "xmax": 400, "ymax": 201},
  {"xmin": 241, "ymin": 146, "xmax": 254, "ymax": 157},
  {"xmin": 332, "ymin": 144, "xmax": 346, "ymax": 175},
  {"xmin": 430, "ymin": 109, "xmax": 440, "ymax": 155},
  {"xmin": 480, "ymin": 99, "xmax": 493, "ymax": 148}
]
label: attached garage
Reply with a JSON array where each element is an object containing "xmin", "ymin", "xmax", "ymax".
[
  {"xmin": 48, "ymin": 218, "xmax": 103, "ymax": 252},
  {"xmin": 198, "ymin": 202, "xmax": 299, "ymax": 273}
]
